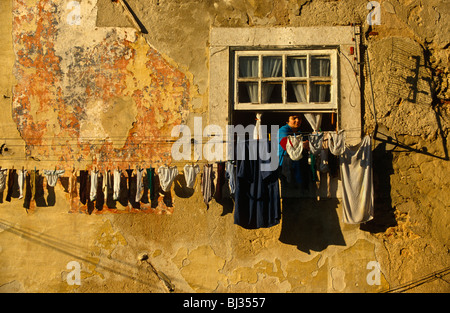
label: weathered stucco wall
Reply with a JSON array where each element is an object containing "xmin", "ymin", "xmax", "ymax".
[{"xmin": 0, "ymin": 0, "xmax": 449, "ymax": 293}]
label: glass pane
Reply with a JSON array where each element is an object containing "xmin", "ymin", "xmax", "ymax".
[
  {"xmin": 262, "ymin": 82, "xmax": 282, "ymax": 103},
  {"xmin": 287, "ymin": 81, "xmax": 307, "ymax": 103},
  {"xmin": 263, "ymin": 56, "xmax": 282, "ymax": 77},
  {"xmin": 238, "ymin": 82, "xmax": 258, "ymax": 103},
  {"xmin": 310, "ymin": 81, "xmax": 331, "ymax": 102},
  {"xmin": 238, "ymin": 56, "xmax": 259, "ymax": 78},
  {"xmin": 311, "ymin": 56, "xmax": 331, "ymax": 77},
  {"xmin": 287, "ymin": 56, "xmax": 307, "ymax": 77}
]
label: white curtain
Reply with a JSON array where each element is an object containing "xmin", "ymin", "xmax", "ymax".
[
  {"xmin": 311, "ymin": 83, "xmax": 330, "ymax": 102},
  {"xmin": 311, "ymin": 57, "xmax": 331, "ymax": 102},
  {"xmin": 239, "ymin": 57, "xmax": 259, "ymax": 103},
  {"xmin": 262, "ymin": 57, "xmax": 282, "ymax": 103},
  {"xmin": 304, "ymin": 113, "xmax": 323, "ymax": 132},
  {"xmin": 287, "ymin": 58, "xmax": 307, "ymax": 103},
  {"xmin": 311, "ymin": 58, "xmax": 330, "ymax": 76}
]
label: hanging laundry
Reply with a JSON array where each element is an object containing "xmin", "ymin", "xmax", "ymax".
[
  {"xmin": 304, "ymin": 113, "xmax": 322, "ymax": 132},
  {"xmin": 146, "ymin": 168, "xmax": 155, "ymax": 200},
  {"xmin": 183, "ymin": 164, "xmax": 200, "ymax": 189},
  {"xmin": 329, "ymin": 130, "xmax": 346, "ymax": 156},
  {"xmin": 23, "ymin": 172, "xmax": 32, "ymax": 212},
  {"xmin": 225, "ymin": 161, "xmax": 236, "ymax": 196},
  {"xmin": 285, "ymin": 135, "xmax": 304, "ymax": 161},
  {"xmin": 234, "ymin": 140, "xmax": 281, "ymax": 229},
  {"xmin": 113, "ymin": 169, "xmax": 121, "ymax": 201},
  {"xmin": 69, "ymin": 168, "xmax": 78, "ymax": 201},
  {"xmin": 90, "ymin": 170, "xmax": 98, "ymax": 202},
  {"xmin": 319, "ymin": 133, "xmax": 330, "ymax": 173},
  {"xmin": 125, "ymin": 168, "xmax": 138, "ymax": 207},
  {"xmin": 253, "ymin": 113, "xmax": 263, "ymax": 140},
  {"xmin": 102, "ymin": 170, "xmax": 108, "ymax": 201},
  {"xmin": 308, "ymin": 132, "xmax": 324, "ymax": 156},
  {"xmin": 0, "ymin": 168, "xmax": 8, "ymax": 193},
  {"xmin": 201, "ymin": 164, "xmax": 214, "ymax": 208},
  {"xmin": 158, "ymin": 165, "xmax": 178, "ymax": 192},
  {"xmin": 215, "ymin": 162, "xmax": 225, "ymax": 202},
  {"xmin": 135, "ymin": 168, "xmax": 145, "ymax": 203},
  {"xmin": 30, "ymin": 170, "xmax": 37, "ymax": 201},
  {"xmin": 18, "ymin": 169, "xmax": 27, "ymax": 199},
  {"xmin": 340, "ymin": 135, "xmax": 374, "ymax": 224},
  {"xmin": 95, "ymin": 173, "xmax": 104, "ymax": 211},
  {"xmin": 43, "ymin": 169, "xmax": 65, "ymax": 187},
  {"xmin": 6, "ymin": 169, "xmax": 16, "ymax": 202}
]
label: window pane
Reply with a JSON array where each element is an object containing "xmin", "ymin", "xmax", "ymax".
[
  {"xmin": 311, "ymin": 56, "xmax": 331, "ymax": 77},
  {"xmin": 238, "ymin": 56, "xmax": 259, "ymax": 78},
  {"xmin": 287, "ymin": 56, "xmax": 307, "ymax": 77},
  {"xmin": 310, "ymin": 81, "xmax": 331, "ymax": 102},
  {"xmin": 262, "ymin": 82, "xmax": 282, "ymax": 103},
  {"xmin": 263, "ymin": 56, "xmax": 282, "ymax": 77},
  {"xmin": 238, "ymin": 82, "xmax": 258, "ymax": 103},
  {"xmin": 287, "ymin": 81, "xmax": 307, "ymax": 103}
]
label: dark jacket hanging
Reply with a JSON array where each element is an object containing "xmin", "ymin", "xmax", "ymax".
[{"xmin": 234, "ymin": 140, "xmax": 281, "ymax": 229}]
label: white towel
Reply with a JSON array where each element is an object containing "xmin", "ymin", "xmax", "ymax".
[
  {"xmin": 329, "ymin": 130, "xmax": 346, "ymax": 156},
  {"xmin": 184, "ymin": 164, "xmax": 200, "ymax": 188},
  {"xmin": 158, "ymin": 166, "xmax": 179, "ymax": 192},
  {"xmin": 286, "ymin": 135, "xmax": 303, "ymax": 161},
  {"xmin": 90, "ymin": 170, "xmax": 98, "ymax": 201},
  {"xmin": 135, "ymin": 168, "xmax": 145, "ymax": 202},
  {"xmin": 113, "ymin": 169, "xmax": 121, "ymax": 200},
  {"xmin": 43, "ymin": 169, "xmax": 65, "ymax": 187},
  {"xmin": 18, "ymin": 169, "xmax": 27, "ymax": 199},
  {"xmin": 340, "ymin": 135, "xmax": 374, "ymax": 224}
]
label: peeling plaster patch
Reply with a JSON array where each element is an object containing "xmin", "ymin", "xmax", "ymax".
[
  {"xmin": 179, "ymin": 245, "xmax": 227, "ymax": 292},
  {"xmin": 12, "ymin": 0, "xmax": 191, "ymax": 177},
  {"xmin": 330, "ymin": 267, "xmax": 346, "ymax": 291}
]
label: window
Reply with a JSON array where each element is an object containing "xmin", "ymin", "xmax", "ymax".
[
  {"xmin": 209, "ymin": 27, "xmax": 362, "ymax": 145},
  {"xmin": 234, "ymin": 50, "xmax": 338, "ymax": 111}
]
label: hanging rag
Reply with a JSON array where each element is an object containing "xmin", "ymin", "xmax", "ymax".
[
  {"xmin": 69, "ymin": 168, "xmax": 77, "ymax": 200},
  {"xmin": 146, "ymin": 168, "xmax": 155, "ymax": 200},
  {"xmin": 253, "ymin": 113, "xmax": 263, "ymax": 140},
  {"xmin": 225, "ymin": 161, "xmax": 236, "ymax": 196},
  {"xmin": 102, "ymin": 170, "xmax": 109, "ymax": 201},
  {"xmin": 29, "ymin": 170, "xmax": 37, "ymax": 201},
  {"xmin": 158, "ymin": 166, "xmax": 178, "ymax": 192},
  {"xmin": 90, "ymin": 170, "xmax": 99, "ymax": 201},
  {"xmin": 43, "ymin": 169, "xmax": 65, "ymax": 187},
  {"xmin": 215, "ymin": 162, "xmax": 225, "ymax": 202},
  {"xmin": 304, "ymin": 113, "xmax": 323, "ymax": 132},
  {"xmin": 234, "ymin": 139, "xmax": 281, "ymax": 229},
  {"xmin": 340, "ymin": 135, "xmax": 374, "ymax": 224},
  {"xmin": 113, "ymin": 169, "xmax": 121, "ymax": 201},
  {"xmin": 79, "ymin": 170, "xmax": 88, "ymax": 204},
  {"xmin": 18, "ymin": 169, "xmax": 27, "ymax": 199},
  {"xmin": 126, "ymin": 169, "xmax": 135, "ymax": 205},
  {"xmin": 308, "ymin": 132, "xmax": 324, "ymax": 156},
  {"xmin": 329, "ymin": 130, "xmax": 346, "ymax": 156},
  {"xmin": 0, "ymin": 168, "xmax": 8, "ymax": 193},
  {"xmin": 6, "ymin": 169, "xmax": 16, "ymax": 202},
  {"xmin": 285, "ymin": 134, "xmax": 303, "ymax": 161},
  {"xmin": 201, "ymin": 164, "xmax": 215, "ymax": 208},
  {"xmin": 135, "ymin": 168, "xmax": 145, "ymax": 202},
  {"xmin": 183, "ymin": 164, "xmax": 200, "ymax": 189}
]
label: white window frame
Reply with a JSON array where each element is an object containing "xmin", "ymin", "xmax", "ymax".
[
  {"xmin": 209, "ymin": 27, "xmax": 362, "ymax": 145},
  {"xmin": 234, "ymin": 49, "xmax": 338, "ymax": 111}
]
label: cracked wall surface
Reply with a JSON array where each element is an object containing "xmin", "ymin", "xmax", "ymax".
[{"xmin": 0, "ymin": 0, "xmax": 449, "ymax": 293}]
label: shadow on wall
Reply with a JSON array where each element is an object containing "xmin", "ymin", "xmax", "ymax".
[
  {"xmin": 278, "ymin": 198, "xmax": 346, "ymax": 254},
  {"xmin": 360, "ymin": 141, "xmax": 397, "ymax": 233}
]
